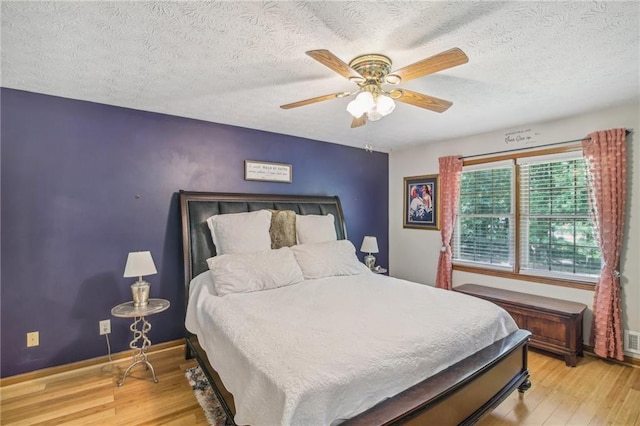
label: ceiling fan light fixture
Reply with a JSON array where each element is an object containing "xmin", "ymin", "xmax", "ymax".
[
  {"xmin": 346, "ymin": 99, "xmax": 364, "ymax": 118},
  {"xmin": 347, "ymin": 99, "xmax": 365, "ymax": 118},
  {"xmin": 347, "ymin": 92, "xmax": 375, "ymax": 118},
  {"xmin": 364, "ymin": 94, "xmax": 395, "ymax": 121},
  {"xmin": 367, "ymin": 109, "xmax": 383, "ymax": 121},
  {"xmin": 376, "ymin": 94, "xmax": 396, "ymax": 116}
]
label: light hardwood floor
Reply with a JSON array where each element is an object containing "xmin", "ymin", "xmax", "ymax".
[
  {"xmin": 0, "ymin": 345, "xmax": 207, "ymax": 425},
  {"xmin": 479, "ymin": 350, "xmax": 640, "ymax": 426},
  {"xmin": 1, "ymin": 344, "xmax": 639, "ymax": 425}
]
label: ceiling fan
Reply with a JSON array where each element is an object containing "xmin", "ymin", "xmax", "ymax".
[{"xmin": 280, "ymin": 48, "xmax": 469, "ymax": 128}]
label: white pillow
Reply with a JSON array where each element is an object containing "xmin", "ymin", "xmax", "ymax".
[
  {"xmin": 189, "ymin": 270, "xmax": 217, "ymax": 298},
  {"xmin": 296, "ymin": 213, "xmax": 337, "ymax": 244},
  {"xmin": 206, "ymin": 210, "xmax": 272, "ymax": 255},
  {"xmin": 206, "ymin": 247, "xmax": 304, "ymax": 296},
  {"xmin": 291, "ymin": 240, "xmax": 369, "ymax": 279}
]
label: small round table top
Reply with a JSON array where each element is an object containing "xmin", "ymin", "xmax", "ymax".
[{"xmin": 111, "ymin": 298, "xmax": 170, "ymax": 318}]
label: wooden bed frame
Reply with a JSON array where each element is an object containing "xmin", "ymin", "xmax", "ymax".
[{"xmin": 179, "ymin": 190, "xmax": 531, "ymax": 426}]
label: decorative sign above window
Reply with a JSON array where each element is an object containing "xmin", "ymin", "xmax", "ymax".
[
  {"xmin": 244, "ymin": 160, "xmax": 293, "ymax": 183},
  {"xmin": 504, "ymin": 128, "xmax": 539, "ymax": 146}
]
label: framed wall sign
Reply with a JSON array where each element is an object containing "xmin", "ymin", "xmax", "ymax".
[
  {"xmin": 244, "ymin": 160, "xmax": 293, "ymax": 183},
  {"xmin": 403, "ymin": 174, "xmax": 440, "ymax": 230}
]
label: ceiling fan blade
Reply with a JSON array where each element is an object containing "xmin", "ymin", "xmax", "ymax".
[
  {"xmin": 351, "ymin": 115, "xmax": 367, "ymax": 128},
  {"xmin": 393, "ymin": 89, "xmax": 453, "ymax": 113},
  {"xmin": 389, "ymin": 48, "xmax": 469, "ymax": 83},
  {"xmin": 306, "ymin": 50, "xmax": 363, "ymax": 80},
  {"xmin": 280, "ymin": 92, "xmax": 349, "ymax": 109}
]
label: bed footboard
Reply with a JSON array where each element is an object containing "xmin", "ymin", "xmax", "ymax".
[
  {"xmin": 344, "ymin": 329, "xmax": 531, "ymax": 425},
  {"xmin": 186, "ymin": 329, "xmax": 530, "ymax": 426}
]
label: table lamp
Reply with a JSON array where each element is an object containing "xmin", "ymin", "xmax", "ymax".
[
  {"xmin": 360, "ymin": 236, "xmax": 379, "ymax": 269},
  {"xmin": 124, "ymin": 251, "xmax": 157, "ymax": 307}
]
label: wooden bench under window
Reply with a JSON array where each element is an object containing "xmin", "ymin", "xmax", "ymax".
[{"xmin": 455, "ymin": 284, "xmax": 587, "ymax": 367}]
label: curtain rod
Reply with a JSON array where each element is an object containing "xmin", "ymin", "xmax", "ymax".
[{"xmin": 461, "ymin": 128, "xmax": 632, "ymax": 160}]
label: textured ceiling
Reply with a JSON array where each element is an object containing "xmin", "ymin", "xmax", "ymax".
[{"xmin": 2, "ymin": 1, "xmax": 639, "ymax": 152}]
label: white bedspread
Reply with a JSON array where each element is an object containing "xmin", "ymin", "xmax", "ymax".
[{"xmin": 185, "ymin": 272, "xmax": 518, "ymax": 426}]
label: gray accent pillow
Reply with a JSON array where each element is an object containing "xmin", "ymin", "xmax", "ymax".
[{"xmin": 269, "ymin": 210, "xmax": 297, "ymax": 249}]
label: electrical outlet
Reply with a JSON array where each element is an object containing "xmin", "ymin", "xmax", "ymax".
[
  {"xmin": 27, "ymin": 331, "xmax": 39, "ymax": 347},
  {"xmin": 99, "ymin": 319, "xmax": 111, "ymax": 335}
]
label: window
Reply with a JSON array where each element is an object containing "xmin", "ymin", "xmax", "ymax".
[
  {"xmin": 454, "ymin": 163, "xmax": 514, "ymax": 270},
  {"xmin": 453, "ymin": 150, "xmax": 601, "ymax": 286}
]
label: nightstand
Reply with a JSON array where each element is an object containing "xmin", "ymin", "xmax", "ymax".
[{"xmin": 111, "ymin": 298, "xmax": 170, "ymax": 386}]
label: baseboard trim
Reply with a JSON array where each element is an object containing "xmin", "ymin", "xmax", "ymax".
[
  {"xmin": 0, "ymin": 338, "xmax": 185, "ymax": 387},
  {"xmin": 583, "ymin": 344, "xmax": 640, "ymax": 368}
]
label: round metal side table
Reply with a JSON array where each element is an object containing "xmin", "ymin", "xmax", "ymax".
[{"xmin": 111, "ymin": 298, "xmax": 170, "ymax": 386}]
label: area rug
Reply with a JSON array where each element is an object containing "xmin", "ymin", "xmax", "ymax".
[{"xmin": 185, "ymin": 366, "xmax": 229, "ymax": 425}]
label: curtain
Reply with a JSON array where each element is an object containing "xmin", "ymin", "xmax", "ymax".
[
  {"xmin": 435, "ymin": 156, "xmax": 464, "ymax": 290},
  {"xmin": 583, "ymin": 128, "xmax": 627, "ymax": 361}
]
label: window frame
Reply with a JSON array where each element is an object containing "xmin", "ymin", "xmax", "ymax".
[
  {"xmin": 451, "ymin": 144, "xmax": 599, "ymax": 291},
  {"xmin": 453, "ymin": 160, "xmax": 516, "ymax": 272}
]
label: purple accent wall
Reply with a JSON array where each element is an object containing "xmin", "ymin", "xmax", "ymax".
[{"xmin": 0, "ymin": 88, "xmax": 389, "ymax": 378}]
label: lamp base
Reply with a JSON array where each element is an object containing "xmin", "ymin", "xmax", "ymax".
[
  {"xmin": 364, "ymin": 254, "xmax": 376, "ymax": 269},
  {"xmin": 131, "ymin": 280, "xmax": 150, "ymax": 307}
]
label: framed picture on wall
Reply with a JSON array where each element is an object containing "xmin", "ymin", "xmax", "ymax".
[{"xmin": 403, "ymin": 174, "xmax": 440, "ymax": 230}]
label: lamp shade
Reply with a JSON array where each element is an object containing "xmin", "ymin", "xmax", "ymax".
[
  {"xmin": 360, "ymin": 236, "xmax": 379, "ymax": 254},
  {"xmin": 123, "ymin": 251, "xmax": 157, "ymax": 278},
  {"xmin": 376, "ymin": 95, "xmax": 396, "ymax": 116},
  {"xmin": 346, "ymin": 99, "xmax": 365, "ymax": 118},
  {"xmin": 347, "ymin": 92, "xmax": 375, "ymax": 118}
]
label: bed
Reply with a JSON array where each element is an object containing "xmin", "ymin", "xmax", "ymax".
[{"xmin": 180, "ymin": 191, "xmax": 531, "ymax": 426}]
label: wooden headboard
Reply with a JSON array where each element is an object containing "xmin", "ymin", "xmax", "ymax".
[{"xmin": 179, "ymin": 191, "xmax": 347, "ymax": 289}]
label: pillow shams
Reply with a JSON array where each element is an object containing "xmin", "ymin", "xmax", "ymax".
[
  {"xmin": 206, "ymin": 210, "xmax": 272, "ymax": 255},
  {"xmin": 291, "ymin": 240, "xmax": 369, "ymax": 279},
  {"xmin": 296, "ymin": 213, "xmax": 337, "ymax": 244},
  {"xmin": 189, "ymin": 270, "xmax": 218, "ymax": 298},
  {"xmin": 206, "ymin": 247, "xmax": 304, "ymax": 296}
]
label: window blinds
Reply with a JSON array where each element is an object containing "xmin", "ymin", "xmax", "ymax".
[
  {"xmin": 453, "ymin": 163, "xmax": 515, "ymax": 269},
  {"xmin": 518, "ymin": 153, "xmax": 600, "ymax": 280}
]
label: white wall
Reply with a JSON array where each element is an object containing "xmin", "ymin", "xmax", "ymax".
[{"xmin": 389, "ymin": 103, "xmax": 639, "ymax": 358}]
